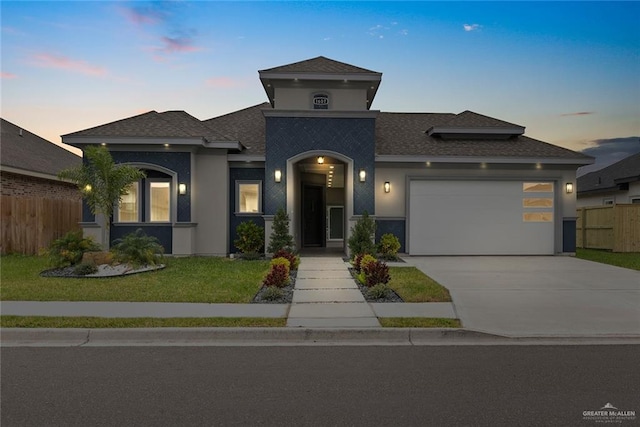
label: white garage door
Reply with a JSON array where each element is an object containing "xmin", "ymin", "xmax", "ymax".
[{"xmin": 408, "ymin": 180, "xmax": 555, "ymax": 255}]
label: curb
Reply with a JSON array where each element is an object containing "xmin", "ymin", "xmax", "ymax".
[{"xmin": 2, "ymin": 327, "xmax": 640, "ymax": 347}]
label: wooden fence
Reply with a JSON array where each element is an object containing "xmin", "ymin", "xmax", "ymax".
[
  {"xmin": 1, "ymin": 196, "xmax": 81, "ymax": 255},
  {"xmin": 576, "ymin": 204, "xmax": 640, "ymax": 252}
]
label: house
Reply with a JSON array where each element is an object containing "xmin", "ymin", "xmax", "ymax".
[
  {"xmin": 577, "ymin": 152, "xmax": 640, "ymax": 207},
  {"xmin": 1, "ymin": 118, "xmax": 81, "ymax": 200},
  {"xmin": 62, "ymin": 56, "xmax": 592, "ymax": 256},
  {"xmin": 1, "ymin": 118, "xmax": 82, "ymax": 254}
]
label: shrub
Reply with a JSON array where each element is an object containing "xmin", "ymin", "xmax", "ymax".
[
  {"xmin": 378, "ymin": 233, "xmax": 401, "ymax": 260},
  {"xmin": 48, "ymin": 231, "xmax": 101, "ymax": 268},
  {"xmin": 234, "ymin": 220, "xmax": 264, "ymax": 257},
  {"xmin": 111, "ymin": 228, "xmax": 164, "ymax": 267},
  {"xmin": 271, "ymin": 257, "xmax": 291, "ymax": 277},
  {"xmin": 360, "ymin": 254, "xmax": 377, "ymax": 272},
  {"xmin": 352, "ymin": 253, "xmax": 368, "ymax": 274},
  {"xmin": 367, "ymin": 283, "xmax": 390, "ymax": 299},
  {"xmin": 267, "ymin": 208, "xmax": 295, "ymax": 253},
  {"xmin": 262, "ymin": 263, "xmax": 290, "ymax": 288},
  {"xmin": 73, "ymin": 262, "xmax": 99, "ymax": 276},
  {"xmin": 347, "ymin": 211, "xmax": 376, "ymax": 256},
  {"xmin": 273, "ymin": 249, "xmax": 300, "ymax": 270},
  {"xmin": 263, "ymin": 286, "xmax": 284, "ymax": 301},
  {"xmin": 363, "ymin": 260, "xmax": 390, "ymax": 287}
]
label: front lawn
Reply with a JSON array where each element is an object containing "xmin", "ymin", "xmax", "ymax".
[
  {"xmin": 388, "ymin": 267, "xmax": 452, "ymax": 302},
  {"xmin": 0, "ymin": 255, "xmax": 270, "ymax": 303},
  {"xmin": 576, "ymin": 249, "xmax": 640, "ymax": 271},
  {"xmin": 0, "ymin": 316, "xmax": 285, "ymax": 328}
]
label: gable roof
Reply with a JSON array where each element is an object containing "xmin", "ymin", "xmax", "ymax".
[
  {"xmin": 259, "ymin": 56, "xmax": 379, "ymax": 74},
  {"xmin": 578, "ymin": 152, "xmax": 640, "ymax": 194},
  {"xmin": 1, "ymin": 118, "xmax": 80, "ymax": 178},
  {"xmin": 203, "ymin": 103, "xmax": 270, "ymax": 155}
]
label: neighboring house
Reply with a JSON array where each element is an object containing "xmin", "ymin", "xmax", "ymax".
[
  {"xmin": 62, "ymin": 56, "xmax": 592, "ymax": 256},
  {"xmin": 1, "ymin": 118, "xmax": 81, "ymax": 199},
  {"xmin": 577, "ymin": 152, "xmax": 640, "ymax": 207}
]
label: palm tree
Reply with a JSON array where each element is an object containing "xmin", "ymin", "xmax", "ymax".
[{"xmin": 58, "ymin": 146, "xmax": 145, "ymax": 249}]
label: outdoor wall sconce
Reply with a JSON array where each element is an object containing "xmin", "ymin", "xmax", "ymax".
[
  {"xmin": 317, "ymin": 156, "xmax": 325, "ymax": 164},
  {"xmin": 178, "ymin": 183, "xmax": 187, "ymax": 195},
  {"xmin": 83, "ymin": 184, "xmax": 92, "ymax": 193},
  {"xmin": 565, "ymin": 182, "xmax": 574, "ymax": 194},
  {"xmin": 274, "ymin": 169, "xmax": 282, "ymax": 183},
  {"xmin": 359, "ymin": 169, "xmax": 366, "ymax": 182},
  {"xmin": 384, "ymin": 181, "xmax": 391, "ymax": 193}
]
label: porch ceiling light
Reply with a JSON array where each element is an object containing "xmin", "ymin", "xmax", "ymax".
[
  {"xmin": 565, "ymin": 182, "xmax": 574, "ymax": 194},
  {"xmin": 275, "ymin": 169, "xmax": 282, "ymax": 183},
  {"xmin": 384, "ymin": 182, "xmax": 391, "ymax": 193},
  {"xmin": 359, "ymin": 169, "xmax": 366, "ymax": 182},
  {"xmin": 178, "ymin": 183, "xmax": 187, "ymax": 195},
  {"xmin": 317, "ymin": 156, "xmax": 325, "ymax": 164}
]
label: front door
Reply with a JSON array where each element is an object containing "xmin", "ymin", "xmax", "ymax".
[{"xmin": 302, "ymin": 184, "xmax": 325, "ymax": 247}]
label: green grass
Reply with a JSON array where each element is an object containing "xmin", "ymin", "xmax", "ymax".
[
  {"xmin": 388, "ymin": 267, "xmax": 452, "ymax": 302},
  {"xmin": 0, "ymin": 255, "xmax": 270, "ymax": 303},
  {"xmin": 379, "ymin": 318, "xmax": 462, "ymax": 328},
  {"xmin": 0, "ymin": 316, "xmax": 286, "ymax": 328},
  {"xmin": 576, "ymin": 249, "xmax": 640, "ymax": 271}
]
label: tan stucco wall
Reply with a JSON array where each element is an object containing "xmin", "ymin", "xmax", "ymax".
[
  {"xmin": 274, "ymin": 87, "xmax": 367, "ymax": 110},
  {"xmin": 194, "ymin": 151, "xmax": 228, "ymax": 255}
]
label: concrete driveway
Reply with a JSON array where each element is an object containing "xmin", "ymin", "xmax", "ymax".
[{"xmin": 406, "ymin": 256, "xmax": 640, "ymax": 337}]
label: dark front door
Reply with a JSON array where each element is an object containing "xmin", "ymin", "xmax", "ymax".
[{"xmin": 302, "ymin": 185, "xmax": 325, "ymax": 247}]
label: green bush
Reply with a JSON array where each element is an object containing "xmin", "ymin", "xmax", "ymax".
[
  {"xmin": 348, "ymin": 211, "xmax": 376, "ymax": 256},
  {"xmin": 47, "ymin": 231, "xmax": 101, "ymax": 268},
  {"xmin": 271, "ymin": 257, "xmax": 291, "ymax": 277},
  {"xmin": 73, "ymin": 262, "xmax": 99, "ymax": 276},
  {"xmin": 378, "ymin": 233, "xmax": 401, "ymax": 260},
  {"xmin": 367, "ymin": 283, "xmax": 390, "ymax": 299},
  {"xmin": 263, "ymin": 286, "xmax": 284, "ymax": 301},
  {"xmin": 111, "ymin": 229, "xmax": 164, "ymax": 267},
  {"xmin": 267, "ymin": 208, "xmax": 295, "ymax": 253},
  {"xmin": 234, "ymin": 220, "xmax": 264, "ymax": 257},
  {"xmin": 360, "ymin": 254, "xmax": 377, "ymax": 272}
]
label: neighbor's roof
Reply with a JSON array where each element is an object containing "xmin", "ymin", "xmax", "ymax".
[
  {"xmin": 1, "ymin": 118, "xmax": 81, "ymax": 177},
  {"xmin": 63, "ymin": 110, "xmax": 234, "ymax": 142},
  {"xmin": 578, "ymin": 152, "xmax": 640, "ymax": 194},
  {"xmin": 259, "ymin": 56, "xmax": 379, "ymax": 75}
]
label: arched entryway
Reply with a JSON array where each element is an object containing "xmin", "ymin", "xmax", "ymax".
[{"xmin": 286, "ymin": 151, "xmax": 354, "ymax": 255}]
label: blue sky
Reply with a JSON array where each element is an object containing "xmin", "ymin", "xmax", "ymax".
[{"xmin": 2, "ymin": 1, "xmax": 639, "ymax": 168}]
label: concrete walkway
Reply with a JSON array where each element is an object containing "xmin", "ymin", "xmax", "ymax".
[{"xmin": 287, "ymin": 257, "xmax": 380, "ymax": 328}]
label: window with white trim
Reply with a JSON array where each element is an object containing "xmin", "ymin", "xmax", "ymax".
[
  {"xmin": 237, "ymin": 181, "xmax": 262, "ymax": 213},
  {"xmin": 118, "ymin": 182, "xmax": 140, "ymax": 222},
  {"xmin": 149, "ymin": 180, "xmax": 170, "ymax": 222},
  {"xmin": 116, "ymin": 178, "xmax": 173, "ymax": 223}
]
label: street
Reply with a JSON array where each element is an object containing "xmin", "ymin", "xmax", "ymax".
[{"xmin": 2, "ymin": 345, "xmax": 638, "ymax": 426}]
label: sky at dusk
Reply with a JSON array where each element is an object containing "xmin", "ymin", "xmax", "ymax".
[{"xmin": 2, "ymin": 1, "xmax": 639, "ymax": 170}]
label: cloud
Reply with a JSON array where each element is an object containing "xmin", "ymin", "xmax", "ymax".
[
  {"xmin": 119, "ymin": 3, "xmax": 169, "ymax": 26},
  {"xmin": 463, "ymin": 24, "xmax": 481, "ymax": 32},
  {"xmin": 159, "ymin": 36, "xmax": 200, "ymax": 54},
  {"xmin": 1, "ymin": 72, "xmax": 17, "ymax": 79},
  {"xmin": 399, "ymin": 29, "xmax": 409, "ymax": 36},
  {"xmin": 577, "ymin": 136, "xmax": 640, "ymax": 175},
  {"xmin": 560, "ymin": 111, "xmax": 595, "ymax": 117},
  {"xmin": 29, "ymin": 53, "xmax": 107, "ymax": 76},
  {"xmin": 205, "ymin": 77, "xmax": 243, "ymax": 89}
]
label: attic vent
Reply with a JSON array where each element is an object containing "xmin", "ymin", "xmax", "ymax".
[{"xmin": 313, "ymin": 93, "xmax": 329, "ymax": 110}]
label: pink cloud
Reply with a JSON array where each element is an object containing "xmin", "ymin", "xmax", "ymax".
[
  {"xmin": 119, "ymin": 5, "xmax": 165, "ymax": 26},
  {"xmin": 160, "ymin": 36, "xmax": 200, "ymax": 53},
  {"xmin": 560, "ymin": 111, "xmax": 595, "ymax": 117},
  {"xmin": 206, "ymin": 77, "xmax": 243, "ymax": 89},
  {"xmin": 30, "ymin": 53, "xmax": 106, "ymax": 77},
  {"xmin": 1, "ymin": 72, "xmax": 17, "ymax": 79}
]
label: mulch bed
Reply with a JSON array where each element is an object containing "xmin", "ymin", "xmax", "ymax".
[{"xmin": 348, "ymin": 268, "xmax": 404, "ymax": 303}]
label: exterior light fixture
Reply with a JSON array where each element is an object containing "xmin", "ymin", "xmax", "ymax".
[
  {"xmin": 384, "ymin": 182, "xmax": 391, "ymax": 193},
  {"xmin": 83, "ymin": 184, "xmax": 92, "ymax": 193},
  {"xmin": 100, "ymin": 143, "xmax": 106, "ymax": 146},
  {"xmin": 317, "ymin": 156, "xmax": 325, "ymax": 164},
  {"xmin": 164, "ymin": 143, "xmax": 170, "ymax": 148},
  {"xmin": 178, "ymin": 183, "xmax": 187, "ymax": 195},
  {"xmin": 565, "ymin": 182, "xmax": 574, "ymax": 194},
  {"xmin": 359, "ymin": 169, "xmax": 366, "ymax": 182},
  {"xmin": 274, "ymin": 169, "xmax": 282, "ymax": 183}
]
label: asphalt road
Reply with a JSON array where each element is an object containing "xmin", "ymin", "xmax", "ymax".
[{"xmin": 2, "ymin": 345, "xmax": 639, "ymax": 426}]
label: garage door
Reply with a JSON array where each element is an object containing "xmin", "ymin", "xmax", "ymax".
[{"xmin": 408, "ymin": 180, "xmax": 555, "ymax": 255}]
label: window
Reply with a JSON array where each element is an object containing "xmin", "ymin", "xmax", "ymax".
[
  {"xmin": 603, "ymin": 198, "xmax": 614, "ymax": 205},
  {"xmin": 631, "ymin": 197, "xmax": 640, "ymax": 204},
  {"xmin": 523, "ymin": 212, "xmax": 553, "ymax": 222},
  {"xmin": 523, "ymin": 182, "xmax": 553, "ymax": 192},
  {"xmin": 237, "ymin": 181, "xmax": 261, "ymax": 213},
  {"xmin": 523, "ymin": 182, "xmax": 553, "ymax": 222},
  {"xmin": 149, "ymin": 181, "xmax": 170, "ymax": 222},
  {"xmin": 118, "ymin": 182, "xmax": 139, "ymax": 222},
  {"xmin": 523, "ymin": 198, "xmax": 553, "ymax": 208},
  {"xmin": 327, "ymin": 206, "xmax": 344, "ymax": 240}
]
